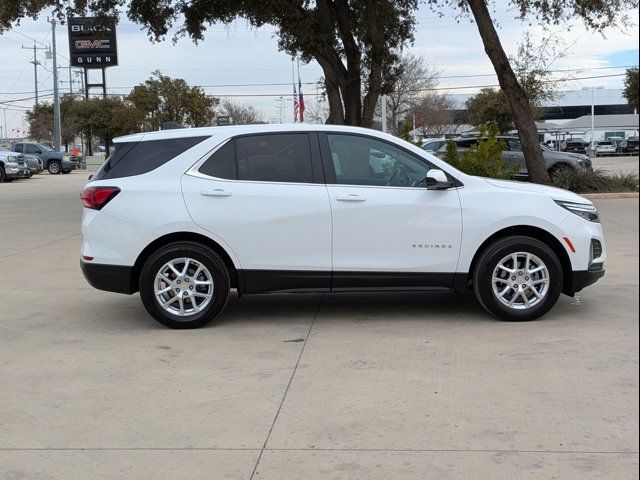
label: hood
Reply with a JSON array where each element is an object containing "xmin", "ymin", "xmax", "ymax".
[{"xmin": 483, "ymin": 178, "xmax": 592, "ymax": 204}]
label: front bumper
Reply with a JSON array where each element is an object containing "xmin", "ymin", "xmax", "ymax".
[
  {"xmin": 566, "ymin": 263, "xmax": 605, "ymax": 296},
  {"xmin": 4, "ymin": 165, "xmax": 21, "ymax": 178},
  {"xmin": 80, "ymin": 261, "xmax": 136, "ymax": 294}
]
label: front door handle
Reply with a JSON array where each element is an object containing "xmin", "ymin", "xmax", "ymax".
[
  {"xmin": 336, "ymin": 194, "xmax": 366, "ymax": 203},
  {"xmin": 201, "ymin": 189, "xmax": 232, "ymax": 197}
]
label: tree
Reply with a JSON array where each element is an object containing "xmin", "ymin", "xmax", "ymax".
[
  {"xmin": 127, "ymin": 71, "xmax": 217, "ymax": 130},
  {"xmin": 411, "ymin": 92, "xmax": 456, "ymax": 138},
  {"xmin": 219, "ymin": 99, "xmax": 263, "ymax": 125},
  {"xmin": 430, "ymin": 0, "xmax": 637, "ymax": 184},
  {"xmin": 623, "ymin": 68, "xmax": 639, "ymax": 110},
  {"xmin": 26, "ymin": 95, "xmax": 80, "ymax": 149},
  {"xmin": 465, "ymin": 88, "xmax": 514, "ymax": 133},
  {"xmin": 71, "ymin": 97, "xmax": 144, "ymax": 153},
  {"xmin": 385, "ymin": 53, "xmax": 439, "ymax": 135},
  {"xmin": 0, "ymin": 1, "xmax": 418, "ymax": 128}
]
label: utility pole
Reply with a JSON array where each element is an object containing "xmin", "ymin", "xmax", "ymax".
[
  {"xmin": 21, "ymin": 42, "xmax": 47, "ymax": 107},
  {"xmin": 49, "ymin": 17, "xmax": 62, "ymax": 151}
]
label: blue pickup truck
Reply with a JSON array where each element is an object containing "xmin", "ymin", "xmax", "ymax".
[{"xmin": 12, "ymin": 142, "xmax": 80, "ymax": 174}]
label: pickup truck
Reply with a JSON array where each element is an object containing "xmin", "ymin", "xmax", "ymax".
[
  {"xmin": 0, "ymin": 150, "xmax": 30, "ymax": 182},
  {"xmin": 12, "ymin": 142, "xmax": 80, "ymax": 174}
]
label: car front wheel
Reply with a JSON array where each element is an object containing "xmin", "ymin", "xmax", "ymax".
[
  {"xmin": 139, "ymin": 242, "xmax": 230, "ymax": 328},
  {"xmin": 48, "ymin": 161, "xmax": 61, "ymax": 174},
  {"xmin": 473, "ymin": 235, "xmax": 563, "ymax": 321}
]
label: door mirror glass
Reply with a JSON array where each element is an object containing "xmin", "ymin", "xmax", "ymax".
[{"xmin": 425, "ymin": 169, "xmax": 452, "ymax": 190}]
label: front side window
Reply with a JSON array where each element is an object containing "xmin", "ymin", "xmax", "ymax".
[
  {"xmin": 25, "ymin": 144, "xmax": 42, "ymax": 154},
  {"xmin": 327, "ymin": 134, "xmax": 431, "ymax": 187}
]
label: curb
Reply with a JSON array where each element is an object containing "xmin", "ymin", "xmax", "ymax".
[{"xmin": 582, "ymin": 192, "xmax": 639, "ymax": 200}]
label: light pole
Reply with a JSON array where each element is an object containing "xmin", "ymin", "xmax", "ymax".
[
  {"xmin": 21, "ymin": 42, "xmax": 48, "ymax": 107},
  {"xmin": 581, "ymin": 86, "xmax": 604, "ymax": 149}
]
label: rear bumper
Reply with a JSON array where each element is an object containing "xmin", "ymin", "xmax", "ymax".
[
  {"xmin": 566, "ymin": 264, "xmax": 605, "ymax": 296},
  {"xmin": 80, "ymin": 261, "xmax": 136, "ymax": 294}
]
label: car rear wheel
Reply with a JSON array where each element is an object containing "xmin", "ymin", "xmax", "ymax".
[
  {"xmin": 139, "ymin": 242, "xmax": 230, "ymax": 329},
  {"xmin": 0, "ymin": 166, "xmax": 5, "ymax": 182},
  {"xmin": 473, "ymin": 235, "xmax": 563, "ymax": 321},
  {"xmin": 48, "ymin": 161, "xmax": 61, "ymax": 174}
]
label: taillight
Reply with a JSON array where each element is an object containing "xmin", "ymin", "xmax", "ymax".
[{"xmin": 80, "ymin": 186, "xmax": 120, "ymax": 210}]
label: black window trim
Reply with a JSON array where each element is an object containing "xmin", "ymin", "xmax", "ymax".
[
  {"xmin": 317, "ymin": 131, "xmax": 463, "ymax": 189},
  {"xmin": 192, "ymin": 131, "xmax": 326, "ymax": 185}
]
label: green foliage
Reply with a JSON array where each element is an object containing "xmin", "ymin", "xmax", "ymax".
[
  {"xmin": 127, "ymin": 71, "xmax": 217, "ymax": 130},
  {"xmin": 445, "ymin": 140, "xmax": 459, "ymax": 167},
  {"xmin": 398, "ymin": 123, "xmax": 421, "ymax": 146},
  {"xmin": 552, "ymin": 168, "xmax": 639, "ymax": 194},
  {"xmin": 447, "ymin": 122, "xmax": 520, "ymax": 180},
  {"xmin": 623, "ymin": 68, "xmax": 639, "ymax": 110},
  {"xmin": 71, "ymin": 96, "xmax": 144, "ymax": 144},
  {"xmin": 465, "ymin": 88, "xmax": 514, "ymax": 134}
]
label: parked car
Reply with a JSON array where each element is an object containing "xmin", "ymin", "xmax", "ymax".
[
  {"xmin": 11, "ymin": 142, "xmax": 80, "ymax": 174},
  {"xmin": 594, "ymin": 141, "xmax": 617, "ymax": 156},
  {"xmin": 437, "ymin": 136, "xmax": 591, "ymax": 178},
  {"xmin": 621, "ymin": 136, "xmax": 639, "ymax": 155},
  {"xmin": 421, "ymin": 138, "xmax": 447, "ymax": 154},
  {"xmin": 0, "ymin": 149, "xmax": 32, "ymax": 180},
  {"xmin": 0, "ymin": 150, "xmax": 24, "ymax": 182},
  {"xmin": 563, "ymin": 138, "xmax": 589, "ymax": 154},
  {"xmin": 80, "ymin": 125, "xmax": 606, "ymax": 328},
  {"xmin": 606, "ymin": 136, "xmax": 625, "ymax": 153}
]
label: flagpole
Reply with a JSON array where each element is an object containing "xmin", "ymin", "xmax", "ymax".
[
  {"xmin": 292, "ymin": 56, "xmax": 297, "ymax": 123},
  {"xmin": 297, "ymin": 56, "xmax": 304, "ymax": 123}
]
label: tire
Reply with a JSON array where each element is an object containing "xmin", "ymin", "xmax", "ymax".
[
  {"xmin": 48, "ymin": 161, "xmax": 61, "ymax": 174},
  {"xmin": 0, "ymin": 166, "xmax": 5, "ymax": 183},
  {"xmin": 473, "ymin": 235, "xmax": 563, "ymax": 322},
  {"xmin": 139, "ymin": 242, "xmax": 230, "ymax": 329}
]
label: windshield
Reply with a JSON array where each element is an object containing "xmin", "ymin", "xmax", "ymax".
[{"xmin": 38, "ymin": 144, "xmax": 54, "ymax": 151}]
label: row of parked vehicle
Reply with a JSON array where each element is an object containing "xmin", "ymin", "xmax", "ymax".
[
  {"xmin": 551, "ymin": 136, "xmax": 639, "ymax": 156},
  {"xmin": 422, "ymin": 136, "xmax": 593, "ymax": 179},
  {"xmin": 0, "ymin": 141, "xmax": 82, "ymax": 183}
]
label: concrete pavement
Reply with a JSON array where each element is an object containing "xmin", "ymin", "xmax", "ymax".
[{"xmin": 0, "ymin": 172, "xmax": 638, "ymax": 479}]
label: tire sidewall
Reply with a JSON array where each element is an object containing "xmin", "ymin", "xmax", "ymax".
[
  {"xmin": 48, "ymin": 161, "xmax": 61, "ymax": 174},
  {"xmin": 474, "ymin": 237, "xmax": 563, "ymax": 321},
  {"xmin": 139, "ymin": 243, "xmax": 230, "ymax": 328}
]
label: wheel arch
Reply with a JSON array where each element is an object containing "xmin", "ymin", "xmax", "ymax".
[
  {"xmin": 131, "ymin": 232, "xmax": 240, "ymax": 293},
  {"xmin": 464, "ymin": 225, "xmax": 574, "ymax": 295}
]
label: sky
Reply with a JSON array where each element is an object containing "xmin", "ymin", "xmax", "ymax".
[{"xmin": 0, "ymin": 1, "xmax": 638, "ymax": 137}]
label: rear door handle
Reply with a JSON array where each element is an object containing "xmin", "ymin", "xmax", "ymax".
[
  {"xmin": 336, "ymin": 194, "xmax": 366, "ymax": 203},
  {"xmin": 201, "ymin": 189, "xmax": 232, "ymax": 197}
]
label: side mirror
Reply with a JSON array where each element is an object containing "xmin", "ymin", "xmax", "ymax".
[{"xmin": 425, "ymin": 169, "xmax": 453, "ymax": 190}]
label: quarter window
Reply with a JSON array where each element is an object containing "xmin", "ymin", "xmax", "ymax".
[{"xmin": 327, "ymin": 134, "xmax": 431, "ymax": 187}]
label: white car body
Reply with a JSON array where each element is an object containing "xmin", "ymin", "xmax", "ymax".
[
  {"xmin": 80, "ymin": 124, "xmax": 606, "ymax": 326},
  {"xmin": 595, "ymin": 142, "xmax": 617, "ymax": 155}
]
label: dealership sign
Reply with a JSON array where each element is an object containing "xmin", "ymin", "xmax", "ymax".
[{"xmin": 68, "ymin": 17, "xmax": 118, "ymax": 68}]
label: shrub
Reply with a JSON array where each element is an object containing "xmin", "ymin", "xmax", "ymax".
[
  {"xmin": 446, "ymin": 122, "xmax": 520, "ymax": 180},
  {"xmin": 552, "ymin": 168, "xmax": 639, "ymax": 193}
]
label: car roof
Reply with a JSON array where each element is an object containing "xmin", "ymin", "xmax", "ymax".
[{"xmin": 114, "ymin": 123, "xmax": 392, "ymax": 143}]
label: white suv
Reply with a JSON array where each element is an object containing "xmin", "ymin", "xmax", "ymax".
[{"xmin": 80, "ymin": 125, "xmax": 606, "ymax": 328}]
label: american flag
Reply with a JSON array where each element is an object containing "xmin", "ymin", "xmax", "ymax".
[
  {"xmin": 298, "ymin": 75, "xmax": 305, "ymax": 123},
  {"xmin": 293, "ymin": 82, "xmax": 299, "ymax": 123}
]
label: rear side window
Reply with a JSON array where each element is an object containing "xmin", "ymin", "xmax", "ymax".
[
  {"xmin": 198, "ymin": 134, "xmax": 313, "ymax": 183},
  {"xmin": 94, "ymin": 136, "xmax": 209, "ymax": 180},
  {"xmin": 13, "ymin": 144, "xmax": 23, "ymax": 153},
  {"xmin": 236, "ymin": 134, "xmax": 312, "ymax": 183}
]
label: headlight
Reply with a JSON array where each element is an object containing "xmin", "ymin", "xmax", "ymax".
[{"xmin": 555, "ymin": 200, "xmax": 600, "ymax": 223}]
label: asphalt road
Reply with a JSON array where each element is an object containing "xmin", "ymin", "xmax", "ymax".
[{"xmin": 0, "ymin": 171, "xmax": 638, "ymax": 479}]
